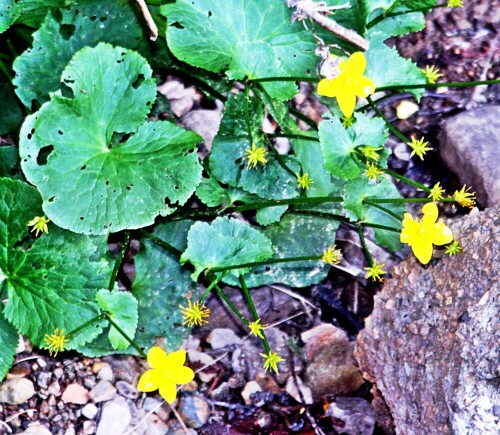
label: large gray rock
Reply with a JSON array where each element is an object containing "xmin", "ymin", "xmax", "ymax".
[
  {"xmin": 357, "ymin": 206, "xmax": 499, "ymax": 434},
  {"xmin": 440, "ymin": 105, "xmax": 500, "ymax": 207}
]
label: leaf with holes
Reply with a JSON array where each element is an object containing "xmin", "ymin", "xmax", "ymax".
[
  {"xmin": 19, "ymin": 43, "xmax": 202, "ymax": 235},
  {"xmin": 0, "ymin": 0, "xmax": 20, "ymax": 33},
  {"xmin": 161, "ymin": 0, "xmax": 318, "ymax": 101},
  {"xmin": 96, "ymin": 290, "xmax": 138, "ymax": 351},
  {"xmin": 78, "ymin": 221, "xmax": 194, "ymax": 356},
  {"xmin": 13, "ymin": 0, "xmax": 142, "ymax": 108},
  {"xmin": 181, "ymin": 217, "xmax": 274, "ymax": 281},
  {"xmin": 0, "ymin": 178, "xmax": 111, "ymax": 348},
  {"xmin": 343, "ymin": 177, "xmax": 404, "ymax": 251}
]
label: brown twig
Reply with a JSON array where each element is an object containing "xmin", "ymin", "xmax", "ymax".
[
  {"xmin": 136, "ymin": 0, "xmax": 159, "ymax": 41},
  {"xmin": 286, "ymin": 0, "xmax": 369, "ymax": 51}
]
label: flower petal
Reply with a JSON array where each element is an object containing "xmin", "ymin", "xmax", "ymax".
[
  {"xmin": 412, "ymin": 239, "xmax": 433, "ymax": 264},
  {"xmin": 336, "ymin": 89, "xmax": 356, "ymax": 118},
  {"xmin": 165, "ymin": 349, "xmax": 187, "ymax": 367},
  {"xmin": 137, "ymin": 369, "xmax": 160, "ymax": 392},
  {"xmin": 159, "ymin": 381, "xmax": 178, "ymax": 404},
  {"xmin": 317, "ymin": 78, "xmax": 341, "ymax": 97},
  {"xmin": 172, "ymin": 366, "xmax": 195, "ymax": 385},
  {"xmin": 345, "ymin": 52, "xmax": 366, "ymax": 76},
  {"xmin": 431, "ymin": 223, "xmax": 454, "ymax": 246},
  {"xmin": 147, "ymin": 346, "xmax": 169, "ymax": 369},
  {"xmin": 421, "ymin": 202, "xmax": 438, "ymax": 224},
  {"xmin": 354, "ymin": 76, "xmax": 375, "ymax": 98}
]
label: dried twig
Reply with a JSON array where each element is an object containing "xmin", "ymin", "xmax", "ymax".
[
  {"xmin": 136, "ymin": 0, "xmax": 159, "ymax": 41},
  {"xmin": 286, "ymin": 0, "xmax": 369, "ymax": 51}
]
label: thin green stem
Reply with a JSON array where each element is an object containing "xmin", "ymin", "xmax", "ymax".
[
  {"xmin": 365, "ymin": 196, "xmax": 454, "ymax": 204},
  {"xmin": 251, "ymin": 76, "xmax": 318, "ymax": 83},
  {"xmin": 213, "ymin": 284, "xmax": 248, "ymax": 325},
  {"xmin": 367, "ymin": 2, "xmax": 447, "ymax": 29},
  {"xmin": 66, "ymin": 313, "xmax": 106, "ymax": 340},
  {"xmin": 365, "ymin": 202, "xmax": 404, "ymax": 221},
  {"xmin": 105, "ymin": 314, "xmax": 146, "ymax": 358},
  {"xmin": 244, "ymin": 82, "xmax": 254, "ymax": 145},
  {"xmin": 362, "ymin": 222, "xmax": 401, "ymax": 232},
  {"xmin": 0, "ymin": 58, "xmax": 13, "ymax": 82},
  {"xmin": 356, "ymin": 92, "xmax": 396, "ymax": 112},
  {"xmin": 267, "ymin": 133, "xmax": 319, "ymax": 142},
  {"xmin": 367, "ymin": 96, "xmax": 409, "ymax": 143},
  {"xmin": 138, "ymin": 230, "xmax": 182, "ymax": 257},
  {"xmin": 290, "ymin": 210, "xmax": 350, "ymax": 224},
  {"xmin": 199, "ymin": 273, "xmax": 227, "ymax": 303},
  {"xmin": 239, "ymin": 275, "xmax": 270, "ymax": 354},
  {"xmin": 384, "ymin": 168, "xmax": 431, "ymax": 192},
  {"xmin": 376, "ymin": 78, "xmax": 500, "ymax": 92},
  {"xmin": 266, "ymin": 144, "xmax": 296, "ymax": 178},
  {"xmin": 357, "ymin": 224, "xmax": 373, "ymax": 265},
  {"xmin": 288, "ymin": 106, "xmax": 319, "ymax": 131},
  {"xmin": 211, "ymin": 255, "xmax": 322, "ymax": 273},
  {"xmin": 108, "ymin": 232, "xmax": 130, "ymax": 291}
]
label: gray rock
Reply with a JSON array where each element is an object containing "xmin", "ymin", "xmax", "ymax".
[
  {"xmin": 179, "ymin": 394, "xmax": 210, "ymax": 429},
  {"xmin": 181, "ymin": 109, "xmax": 221, "ymax": 150},
  {"xmin": 440, "ymin": 105, "xmax": 500, "ymax": 206},
  {"xmin": 82, "ymin": 421, "xmax": 95, "ymax": 434},
  {"xmin": 62, "ymin": 383, "xmax": 90, "ymax": 405},
  {"xmin": 143, "ymin": 414, "xmax": 169, "ymax": 435},
  {"xmin": 0, "ymin": 378, "xmax": 35, "ymax": 404},
  {"xmin": 90, "ymin": 380, "xmax": 117, "ymax": 403},
  {"xmin": 19, "ymin": 424, "xmax": 52, "ymax": 435},
  {"xmin": 81, "ymin": 403, "xmax": 99, "ymax": 419},
  {"xmin": 116, "ymin": 380, "xmax": 139, "ymax": 399},
  {"xmin": 103, "ymin": 355, "xmax": 141, "ymax": 384},
  {"xmin": 96, "ymin": 396, "xmax": 132, "ymax": 435},
  {"xmin": 357, "ymin": 206, "xmax": 500, "ymax": 434},
  {"xmin": 326, "ymin": 397, "xmax": 376, "ymax": 435},
  {"xmin": 36, "ymin": 372, "xmax": 51, "ymax": 389},
  {"xmin": 97, "ymin": 364, "xmax": 115, "ymax": 382},
  {"xmin": 207, "ymin": 328, "xmax": 242, "ymax": 350}
]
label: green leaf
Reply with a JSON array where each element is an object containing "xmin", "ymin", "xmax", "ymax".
[
  {"xmin": 0, "ymin": 0, "xmax": 20, "ymax": 33},
  {"xmin": 343, "ymin": 177, "xmax": 404, "ymax": 251},
  {"xmin": 161, "ymin": 0, "xmax": 317, "ymax": 100},
  {"xmin": 367, "ymin": 12, "xmax": 426, "ymax": 38},
  {"xmin": 224, "ymin": 214, "xmax": 340, "ymax": 288},
  {"xmin": 79, "ymin": 221, "xmax": 193, "ymax": 357},
  {"xmin": 96, "ymin": 290, "xmax": 138, "ymax": 350},
  {"xmin": 16, "ymin": 0, "xmax": 67, "ymax": 28},
  {"xmin": 319, "ymin": 113, "xmax": 388, "ymax": 179},
  {"xmin": 0, "ymin": 146, "xmax": 21, "ymax": 180},
  {"xmin": 365, "ymin": 34, "xmax": 427, "ymax": 100},
  {"xmin": 195, "ymin": 176, "xmax": 229, "ymax": 207},
  {"xmin": 0, "ymin": 309, "xmax": 19, "ymax": 382},
  {"xmin": 180, "ymin": 217, "xmax": 274, "ymax": 281},
  {"xmin": 0, "ymin": 80, "xmax": 24, "ymax": 135},
  {"xmin": 13, "ymin": 0, "xmax": 143, "ymax": 108},
  {"xmin": 362, "ymin": 0, "xmax": 396, "ymax": 20},
  {"xmin": 0, "ymin": 178, "xmax": 111, "ymax": 348},
  {"xmin": 19, "ymin": 43, "xmax": 202, "ymax": 235},
  {"xmin": 256, "ymin": 205, "xmax": 288, "ymax": 226}
]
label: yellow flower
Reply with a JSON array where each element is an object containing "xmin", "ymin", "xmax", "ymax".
[
  {"xmin": 248, "ymin": 318, "xmax": 267, "ymax": 339},
  {"xmin": 179, "ymin": 300, "xmax": 210, "ymax": 327},
  {"xmin": 445, "ymin": 240, "xmax": 462, "ymax": 256},
  {"xmin": 28, "ymin": 215, "xmax": 50, "ymax": 236},
  {"xmin": 400, "ymin": 202, "xmax": 453, "ymax": 264},
  {"xmin": 358, "ymin": 145, "xmax": 383, "ymax": 162},
  {"xmin": 364, "ymin": 260, "xmax": 386, "ymax": 282},
  {"xmin": 322, "ymin": 244, "xmax": 342, "ymax": 265},
  {"xmin": 137, "ymin": 347, "xmax": 195, "ymax": 404},
  {"xmin": 447, "ymin": 0, "xmax": 463, "ymax": 7},
  {"xmin": 44, "ymin": 328, "xmax": 68, "ymax": 357},
  {"xmin": 422, "ymin": 65, "xmax": 442, "ymax": 84},
  {"xmin": 428, "ymin": 182, "xmax": 445, "ymax": 201},
  {"xmin": 317, "ymin": 52, "xmax": 375, "ymax": 118},
  {"xmin": 407, "ymin": 137, "xmax": 432, "ymax": 160},
  {"xmin": 244, "ymin": 143, "xmax": 268, "ymax": 169},
  {"xmin": 295, "ymin": 172, "xmax": 314, "ymax": 189},
  {"xmin": 453, "ymin": 185, "xmax": 476, "ymax": 208},
  {"xmin": 260, "ymin": 351, "xmax": 285, "ymax": 374},
  {"xmin": 363, "ymin": 162, "xmax": 384, "ymax": 180}
]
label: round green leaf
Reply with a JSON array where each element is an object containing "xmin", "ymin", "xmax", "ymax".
[
  {"xmin": 19, "ymin": 43, "xmax": 202, "ymax": 235},
  {"xmin": 0, "ymin": 178, "xmax": 111, "ymax": 348},
  {"xmin": 161, "ymin": 0, "xmax": 318, "ymax": 101}
]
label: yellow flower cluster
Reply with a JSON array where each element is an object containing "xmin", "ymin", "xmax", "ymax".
[
  {"xmin": 44, "ymin": 328, "xmax": 68, "ymax": 357},
  {"xmin": 364, "ymin": 260, "xmax": 386, "ymax": 282},
  {"xmin": 296, "ymin": 172, "xmax": 314, "ymax": 189},
  {"xmin": 322, "ymin": 244, "xmax": 342, "ymax": 265},
  {"xmin": 28, "ymin": 215, "xmax": 50, "ymax": 236},
  {"xmin": 179, "ymin": 300, "xmax": 210, "ymax": 327},
  {"xmin": 244, "ymin": 143, "xmax": 268, "ymax": 169}
]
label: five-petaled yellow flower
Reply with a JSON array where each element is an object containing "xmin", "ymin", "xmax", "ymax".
[
  {"xmin": 260, "ymin": 351, "xmax": 285, "ymax": 374},
  {"xmin": 428, "ymin": 182, "xmax": 445, "ymax": 201},
  {"xmin": 296, "ymin": 172, "xmax": 314, "ymax": 189},
  {"xmin": 453, "ymin": 185, "xmax": 476, "ymax": 208},
  {"xmin": 244, "ymin": 143, "xmax": 268, "ymax": 169},
  {"xmin": 28, "ymin": 215, "xmax": 50, "ymax": 236},
  {"xmin": 248, "ymin": 318, "xmax": 267, "ymax": 339},
  {"xmin": 407, "ymin": 137, "xmax": 432, "ymax": 160},
  {"xmin": 364, "ymin": 260, "xmax": 386, "ymax": 282},
  {"xmin": 137, "ymin": 347, "xmax": 195, "ymax": 404},
  {"xmin": 44, "ymin": 328, "xmax": 68, "ymax": 357},
  {"xmin": 179, "ymin": 300, "xmax": 210, "ymax": 327},
  {"xmin": 322, "ymin": 244, "xmax": 342, "ymax": 265},
  {"xmin": 447, "ymin": 0, "xmax": 463, "ymax": 7},
  {"xmin": 363, "ymin": 162, "xmax": 384, "ymax": 180},
  {"xmin": 445, "ymin": 240, "xmax": 462, "ymax": 256},
  {"xmin": 400, "ymin": 202, "xmax": 453, "ymax": 264},
  {"xmin": 317, "ymin": 52, "xmax": 375, "ymax": 118},
  {"xmin": 422, "ymin": 65, "xmax": 442, "ymax": 85}
]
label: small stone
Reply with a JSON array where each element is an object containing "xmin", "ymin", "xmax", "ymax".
[
  {"xmin": 15, "ymin": 336, "xmax": 25, "ymax": 353},
  {"xmin": 285, "ymin": 376, "xmax": 313, "ymax": 405},
  {"xmin": 47, "ymin": 381, "xmax": 61, "ymax": 396},
  {"xmin": 326, "ymin": 397, "xmax": 376, "ymax": 435},
  {"xmin": 179, "ymin": 394, "xmax": 210, "ymax": 429},
  {"xmin": 64, "ymin": 428, "xmax": 76, "ymax": 435},
  {"xmin": 36, "ymin": 358, "xmax": 47, "ymax": 369},
  {"xmin": 241, "ymin": 381, "xmax": 262, "ymax": 405},
  {"xmin": 82, "ymin": 421, "xmax": 95, "ymax": 434},
  {"xmin": 97, "ymin": 364, "xmax": 114, "ymax": 382},
  {"xmin": 103, "ymin": 355, "xmax": 140, "ymax": 384},
  {"xmin": 143, "ymin": 414, "xmax": 169, "ymax": 435},
  {"xmin": 90, "ymin": 380, "xmax": 117, "ymax": 403},
  {"xmin": 82, "ymin": 403, "xmax": 98, "ymax": 419},
  {"xmin": 61, "ymin": 383, "xmax": 90, "ymax": 405},
  {"xmin": 115, "ymin": 381, "xmax": 138, "ymax": 399},
  {"xmin": 83, "ymin": 376, "xmax": 97, "ymax": 390},
  {"xmin": 188, "ymin": 350, "xmax": 217, "ymax": 383},
  {"xmin": 53, "ymin": 368, "xmax": 64, "ymax": 379},
  {"xmin": 96, "ymin": 396, "xmax": 132, "ymax": 435},
  {"xmin": 19, "ymin": 423, "xmax": 52, "ymax": 435},
  {"xmin": 0, "ymin": 378, "xmax": 35, "ymax": 404},
  {"xmin": 36, "ymin": 372, "xmax": 52, "ymax": 389},
  {"xmin": 143, "ymin": 397, "xmax": 170, "ymax": 421},
  {"xmin": 207, "ymin": 328, "xmax": 242, "ymax": 350}
]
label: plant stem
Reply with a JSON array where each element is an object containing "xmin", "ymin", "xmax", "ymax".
[
  {"xmin": 108, "ymin": 232, "xmax": 130, "ymax": 291},
  {"xmin": 239, "ymin": 275, "xmax": 270, "ymax": 354},
  {"xmin": 366, "ymin": 2, "xmax": 447, "ymax": 29},
  {"xmin": 105, "ymin": 314, "xmax": 146, "ymax": 358},
  {"xmin": 138, "ymin": 230, "xmax": 182, "ymax": 257},
  {"xmin": 213, "ymin": 284, "xmax": 249, "ymax": 325},
  {"xmin": 66, "ymin": 313, "xmax": 107, "ymax": 340},
  {"xmin": 288, "ymin": 106, "xmax": 319, "ymax": 130},
  {"xmin": 267, "ymin": 133, "xmax": 319, "ymax": 142},
  {"xmin": 384, "ymin": 168, "xmax": 431, "ymax": 192},
  {"xmin": 365, "ymin": 202, "xmax": 404, "ymax": 221},
  {"xmin": 0, "ymin": 58, "xmax": 13, "ymax": 82},
  {"xmin": 244, "ymin": 82, "xmax": 254, "ymax": 145},
  {"xmin": 376, "ymin": 78, "xmax": 500, "ymax": 92},
  {"xmin": 356, "ymin": 224, "xmax": 373, "ymax": 265},
  {"xmin": 210, "ymin": 255, "xmax": 322, "ymax": 273},
  {"xmin": 199, "ymin": 273, "xmax": 226, "ymax": 303},
  {"xmin": 367, "ymin": 96, "xmax": 409, "ymax": 143},
  {"xmin": 251, "ymin": 76, "xmax": 318, "ymax": 83}
]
